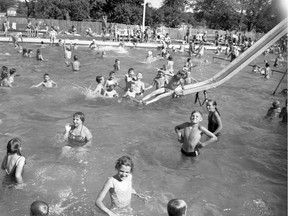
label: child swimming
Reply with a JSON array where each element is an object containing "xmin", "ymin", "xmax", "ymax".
[
  {"xmin": 31, "ymin": 73, "xmax": 57, "ymax": 88},
  {"xmin": 63, "ymin": 112, "xmax": 92, "ymax": 148},
  {"xmin": 71, "ymin": 55, "xmax": 81, "ymax": 71},
  {"xmin": 36, "ymin": 49, "xmax": 44, "ymax": 61},
  {"xmin": 105, "ymin": 84, "xmax": 119, "ymax": 98},
  {"xmin": 113, "ymin": 59, "xmax": 121, "ymax": 72},
  {"xmin": 206, "ymin": 99, "xmax": 222, "ymax": 136},
  {"xmin": 95, "ymin": 156, "xmax": 144, "ymax": 215},
  {"xmin": 30, "ymin": 200, "xmax": 49, "ymax": 216},
  {"xmin": 167, "ymin": 199, "xmax": 187, "ymax": 216},
  {"xmin": 174, "ymin": 110, "xmax": 217, "ymax": 157},
  {"xmin": 265, "ymin": 100, "xmax": 281, "ymax": 119},
  {"xmin": 1, "ymin": 138, "xmax": 26, "ymax": 185}
]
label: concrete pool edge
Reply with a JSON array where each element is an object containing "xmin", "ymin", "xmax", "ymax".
[{"xmin": 0, "ymin": 36, "xmax": 219, "ymax": 50}]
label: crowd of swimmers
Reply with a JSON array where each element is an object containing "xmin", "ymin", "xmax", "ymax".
[{"xmin": 1, "ymin": 26, "xmax": 287, "ymax": 215}]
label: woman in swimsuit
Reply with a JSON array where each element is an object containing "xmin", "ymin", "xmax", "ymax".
[
  {"xmin": 63, "ymin": 112, "xmax": 92, "ymax": 148},
  {"xmin": 206, "ymin": 99, "xmax": 222, "ymax": 136},
  {"xmin": 1, "ymin": 138, "xmax": 26, "ymax": 184}
]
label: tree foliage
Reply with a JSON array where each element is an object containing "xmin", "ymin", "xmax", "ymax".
[
  {"xmin": 0, "ymin": 0, "xmax": 16, "ymax": 12},
  {"xmin": 13, "ymin": 0, "xmax": 284, "ymax": 32}
]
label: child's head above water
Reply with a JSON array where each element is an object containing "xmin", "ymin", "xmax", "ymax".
[
  {"xmin": 96, "ymin": 75, "xmax": 104, "ymax": 84},
  {"xmin": 73, "ymin": 111, "xmax": 85, "ymax": 123},
  {"xmin": 115, "ymin": 155, "xmax": 134, "ymax": 173},
  {"xmin": 9, "ymin": 68, "xmax": 16, "ymax": 75},
  {"xmin": 167, "ymin": 199, "xmax": 187, "ymax": 216},
  {"xmin": 7, "ymin": 137, "xmax": 22, "ymax": 155},
  {"xmin": 43, "ymin": 73, "xmax": 50, "ymax": 81},
  {"xmin": 30, "ymin": 200, "xmax": 49, "ymax": 216},
  {"xmin": 190, "ymin": 110, "xmax": 203, "ymax": 123},
  {"xmin": 272, "ymin": 100, "xmax": 280, "ymax": 109}
]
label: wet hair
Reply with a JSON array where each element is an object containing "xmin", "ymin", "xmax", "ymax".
[
  {"xmin": 128, "ymin": 68, "xmax": 134, "ymax": 73},
  {"xmin": 74, "ymin": 55, "xmax": 78, "ymax": 61},
  {"xmin": 1, "ymin": 66, "xmax": 8, "ymax": 72},
  {"xmin": 191, "ymin": 110, "xmax": 203, "ymax": 117},
  {"xmin": 206, "ymin": 99, "xmax": 220, "ymax": 116},
  {"xmin": 109, "ymin": 71, "xmax": 115, "ymax": 76},
  {"xmin": 22, "ymin": 48, "xmax": 27, "ymax": 55},
  {"xmin": 7, "ymin": 138, "xmax": 22, "ymax": 155},
  {"xmin": 96, "ymin": 75, "xmax": 103, "ymax": 83},
  {"xmin": 73, "ymin": 112, "xmax": 85, "ymax": 123},
  {"xmin": 167, "ymin": 199, "xmax": 187, "ymax": 216},
  {"xmin": 115, "ymin": 156, "xmax": 134, "ymax": 172},
  {"xmin": 9, "ymin": 68, "xmax": 16, "ymax": 75},
  {"xmin": 30, "ymin": 200, "xmax": 49, "ymax": 216}
]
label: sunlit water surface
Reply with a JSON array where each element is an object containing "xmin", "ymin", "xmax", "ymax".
[{"xmin": 0, "ymin": 42, "xmax": 286, "ymax": 216}]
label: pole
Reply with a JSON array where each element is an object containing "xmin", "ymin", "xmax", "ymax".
[
  {"xmin": 272, "ymin": 70, "xmax": 287, "ymax": 95},
  {"xmin": 142, "ymin": 0, "xmax": 146, "ymax": 33}
]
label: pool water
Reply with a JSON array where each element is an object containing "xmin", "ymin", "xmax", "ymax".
[{"xmin": 0, "ymin": 42, "xmax": 287, "ymax": 216}]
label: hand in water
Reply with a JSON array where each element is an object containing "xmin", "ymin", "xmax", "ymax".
[
  {"xmin": 15, "ymin": 183, "xmax": 26, "ymax": 190},
  {"xmin": 65, "ymin": 123, "xmax": 71, "ymax": 132},
  {"xmin": 135, "ymin": 193, "xmax": 150, "ymax": 202}
]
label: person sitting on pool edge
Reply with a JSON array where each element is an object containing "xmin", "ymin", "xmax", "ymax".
[
  {"xmin": 140, "ymin": 70, "xmax": 186, "ymax": 105},
  {"xmin": 174, "ymin": 110, "xmax": 217, "ymax": 157},
  {"xmin": 167, "ymin": 199, "xmax": 187, "ymax": 216},
  {"xmin": 30, "ymin": 200, "xmax": 49, "ymax": 216}
]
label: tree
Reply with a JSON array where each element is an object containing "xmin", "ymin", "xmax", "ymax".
[{"xmin": 0, "ymin": 0, "xmax": 16, "ymax": 12}]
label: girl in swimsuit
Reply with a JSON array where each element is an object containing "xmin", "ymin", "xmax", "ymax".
[
  {"xmin": 206, "ymin": 99, "xmax": 222, "ymax": 136},
  {"xmin": 1, "ymin": 138, "xmax": 26, "ymax": 184},
  {"xmin": 63, "ymin": 112, "xmax": 92, "ymax": 148},
  {"xmin": 96, "ymin": 156, "xmax": 147, "ymax": 216}
]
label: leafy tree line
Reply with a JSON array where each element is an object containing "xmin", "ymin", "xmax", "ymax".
[{"xmin": 0, "ymin": 0, "xmax": 285, "ymax": 32}]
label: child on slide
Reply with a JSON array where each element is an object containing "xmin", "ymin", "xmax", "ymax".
[{"xmin": 140, "ymin": 70, "xmax": 186, "ymax": 105}]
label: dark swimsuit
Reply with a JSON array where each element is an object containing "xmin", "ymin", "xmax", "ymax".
[
  {"xmin": 4, "ymin": 156, "xmax": 23, "ymax": 176},
  {"xmin": 208, "ymin": 111, "xmax": 220, "ymax": 137},
  {"xmin": 68, "ymin": 126, "xmax": 86, "ymax": 147},
  {"xmin": 181, "ymin": 148, "xmax": 200, "ymax": 157}
]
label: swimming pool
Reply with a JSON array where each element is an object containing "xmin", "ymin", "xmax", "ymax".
[{"xmin": 0, "ymin": 42, "xmax": 286, "ymax": 216}]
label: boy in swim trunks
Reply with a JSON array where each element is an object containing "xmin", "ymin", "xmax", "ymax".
[{"xmin": 174, "ymin": 110, "xmax": 217, "ymax": 157}]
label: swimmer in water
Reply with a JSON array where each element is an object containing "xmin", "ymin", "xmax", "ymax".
[
  {"xmin": 63, "ymin": 112, "xmax": 92, "ymax": 148},
  {"xmin": 30, "ymin": 200, "xmax": 49, "ymax": 216},
  {"xmin": 95, "ymin": 156, "xmax": 146, "ymax": 216},
  {"xmin": 31, "ymin": 73, "xmax": 57, "ymax": 88},
  {"xmin": 174, "ymin": 110, "xmax": 217, "ymax": 157},
  {"xmin": 1, "ymin": 138, "xmax": 26, "ymax": 185}
]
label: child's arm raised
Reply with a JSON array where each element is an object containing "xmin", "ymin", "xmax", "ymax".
[
  {"xmin": 95, "ymin": 178, "xmax": 117, "ymax": 216},
  {"xmin": 198, "ymin": 125, "xmax": 217, "ymax": 147}
]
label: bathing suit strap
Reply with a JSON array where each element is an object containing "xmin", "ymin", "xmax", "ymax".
[{"xmin": 5, "ymin": 156, "xmax": 23, "ymax": 175}]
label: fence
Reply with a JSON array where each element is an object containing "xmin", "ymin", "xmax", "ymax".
[{"xmin": 3, "ymin": 16, "xmax": 263, "ymax": 41}]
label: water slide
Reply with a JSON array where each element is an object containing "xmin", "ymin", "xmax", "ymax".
[{"xmin": 171, "ymin": 18, "xmax": 288, "ymax": 96}]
